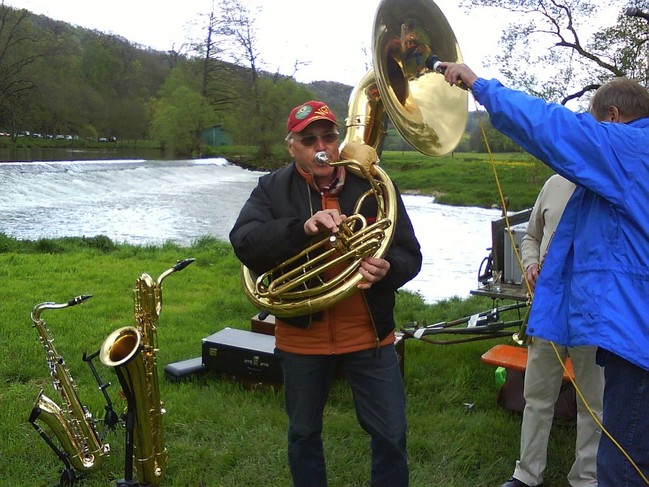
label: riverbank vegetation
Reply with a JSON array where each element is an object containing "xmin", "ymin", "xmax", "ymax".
[{"xmin": 0, "ymin": 235, "xmax": 577, "ymax": 486}]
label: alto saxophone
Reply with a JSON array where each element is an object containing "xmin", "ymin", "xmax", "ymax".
[
  {"xmin": 99, "ymin": 258, "xmax": 194, "ymax": 487},
  {"xmin": 28, "ymin": 295, "xmax": 110, "ymax": 478}
]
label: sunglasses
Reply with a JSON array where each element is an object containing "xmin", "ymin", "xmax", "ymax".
[{"xmin": 295, "ymin": 132, "xmax": 339, "ymax": 147}]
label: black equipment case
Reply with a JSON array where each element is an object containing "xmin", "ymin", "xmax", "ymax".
[{"xmin": 201, "ymin": 327, "xmax": 284, "ymax": 385}]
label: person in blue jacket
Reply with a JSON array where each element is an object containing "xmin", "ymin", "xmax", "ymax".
[{"xmin": 436, "ymin": 63, "xmax": 649, "ymax": 487}]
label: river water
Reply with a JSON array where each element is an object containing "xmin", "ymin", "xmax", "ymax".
[{"xmin": 0, "ymin": 158, "xmax": 502, "ymax": 304}]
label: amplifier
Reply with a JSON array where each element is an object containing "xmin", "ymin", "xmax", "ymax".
[
  {"xmin": 202, "ymin": 327, "xmax": 284, "ymax": 385},
  {"xmin": 504, "ymin": 223, "xmax": 527, "ymax": 284}
]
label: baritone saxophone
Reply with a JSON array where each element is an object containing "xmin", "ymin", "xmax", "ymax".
[{"xmin": 99, "ymin": 258, "xmax": 194, "ymax": 487}]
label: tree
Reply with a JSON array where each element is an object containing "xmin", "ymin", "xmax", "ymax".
[
  {"xmin": 207, "ymin": 0, "xmax": 315, "ymax": 161},
  {"xmin": 0, "ymin": 4, "xmax": 65, "ymax": 135},
  {"xmin": 468, "ymin": 120, "xmax": 524, "ymax": 152},
  {"xmin": 212, "ymin": 0, "xmax": 273, "ymax": 159},
  {"xmin": 185, "ymin": 3, "xmax": 239, "ymax": 115},
  {"xmin": 219, "ymin": 75, "xmax": 313, "ymax": 151},
  {"xmin": 461, "ymin": 0, "xmax": 648, "ymax": 107},
  {"xmin": 149, "ymin": 67, "xmax": 217, "ymax": 156}
]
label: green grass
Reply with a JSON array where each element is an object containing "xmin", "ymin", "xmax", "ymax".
[{"xmin": 0, "ymin": 235, "xmax": 576, "ymax": 486}]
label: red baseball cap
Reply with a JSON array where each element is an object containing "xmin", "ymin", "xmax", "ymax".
[{"xmin": 286, "ymin": 101, "xmax": 337, "ymax": 134}]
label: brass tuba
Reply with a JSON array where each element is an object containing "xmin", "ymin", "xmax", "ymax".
[
  {"xmin": 28, "ymin": 295, "xmax": 110, "ymax": 477},
  {"xmin": 99, "ymin": 258, "xmax": 194, "ymax": 486},
  {"xmin": 241, "ymin": 0, "xmax": 467, "ymax": 318}
]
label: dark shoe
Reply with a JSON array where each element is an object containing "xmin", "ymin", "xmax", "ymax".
[{"xmin": 500, "ymin": 478, "xmax": 542, "ymax": 487}]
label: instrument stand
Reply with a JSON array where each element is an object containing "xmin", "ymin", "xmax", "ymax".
[
  {"xmin": 83, "ymin": 350, "xmax": 120, "ymax": 438},
  {"xmin": 58, "ymin": 467, "xmax": 80, "ymax": 487},
  {"xmin": 114, "ymin": 370, "xmax": 142, "ymax": 487},
  {"xmin": 29, "ymin": 409, "xmax": 81, "ymax": 486},
  {"xmin": 115, "ymin": 410, "xmax": 140, "ymax": 486}
]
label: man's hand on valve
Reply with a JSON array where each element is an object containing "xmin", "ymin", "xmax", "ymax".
[{"xmin": 304, "ymin": 209, "xmax": 347, "ymax": 237}]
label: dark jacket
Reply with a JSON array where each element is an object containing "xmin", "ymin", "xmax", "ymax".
[{"xmin": 229, "ymin": 163, "xmax": 422, "ymax": 341}]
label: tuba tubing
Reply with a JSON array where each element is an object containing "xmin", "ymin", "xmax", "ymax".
[
  {"xmin": 241, "ymin": 159, "xmax": 397, "ymax": 318},
  {"xmin": 240, "ymin": 68, "xmax": 397, "ymax": 318}
]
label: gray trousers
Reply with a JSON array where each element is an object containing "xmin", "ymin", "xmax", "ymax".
[{"xmin": 512, "ymin": 338, "xmax": 604, "ymax": 487}]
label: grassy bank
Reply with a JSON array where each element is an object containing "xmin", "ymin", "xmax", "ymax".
[
  {"xmin": 382, "ymin": 151, "xmax": 555, "ymax": 211},
  {"xmin": 0, "ymin": 236, "xmax": 576, "ymax": 486}
]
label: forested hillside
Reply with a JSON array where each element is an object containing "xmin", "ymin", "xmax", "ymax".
[{"xmin": 0, "ymin": 5, "xmax": 353, "ymax": 151}]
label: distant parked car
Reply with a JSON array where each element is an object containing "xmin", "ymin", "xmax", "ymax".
[
  {"xmin": 98, "ymin": 137, "xmax": 108, "ymax": 142},
  {"xmin": 109, "ymin": 136, "xmax": 117, "ymax": 142}
]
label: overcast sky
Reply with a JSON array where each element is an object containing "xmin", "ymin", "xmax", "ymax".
[{"xmin": 6, "ymin": 0, "xmax": 622, "ymax": 88}]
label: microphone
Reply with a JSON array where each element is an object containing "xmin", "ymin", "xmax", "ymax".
[
  {"xmin": 425, "ymin": 55, "xmax": 443, "ymax": 73},
  {"xmin": 425, "ymin": 55, "xmax": 469, "ymax": 91},
  {"xmin": 626, "ymin": 7, "xmax": 649, "ymax": 20}
]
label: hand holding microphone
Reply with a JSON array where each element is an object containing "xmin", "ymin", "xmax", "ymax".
[{"xmin": 427, "ymin": 56, "xmax": 478, "ymax": 91}]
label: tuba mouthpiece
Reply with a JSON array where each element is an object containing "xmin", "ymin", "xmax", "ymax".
[{"xmin": 314, "ymin": 152, "xmax": 329, "ymax": 165}]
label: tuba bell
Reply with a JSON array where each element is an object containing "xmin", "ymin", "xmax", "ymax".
[{"xmin": 241, "ymin": 0, "xmax": 467, "ymax": 318}]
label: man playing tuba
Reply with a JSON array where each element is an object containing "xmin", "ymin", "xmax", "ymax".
[{"xmin": 229, "ymin": 100, "xmax": 422, "ymax": 487}]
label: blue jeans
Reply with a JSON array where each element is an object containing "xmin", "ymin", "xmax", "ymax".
[
  {"xmin": 275, "ymin": 345, "xmax": 408, "ymax": 487},
  {"xmin": 596, "ymin": 349, "xmax": 649, "ymax": 486}
]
